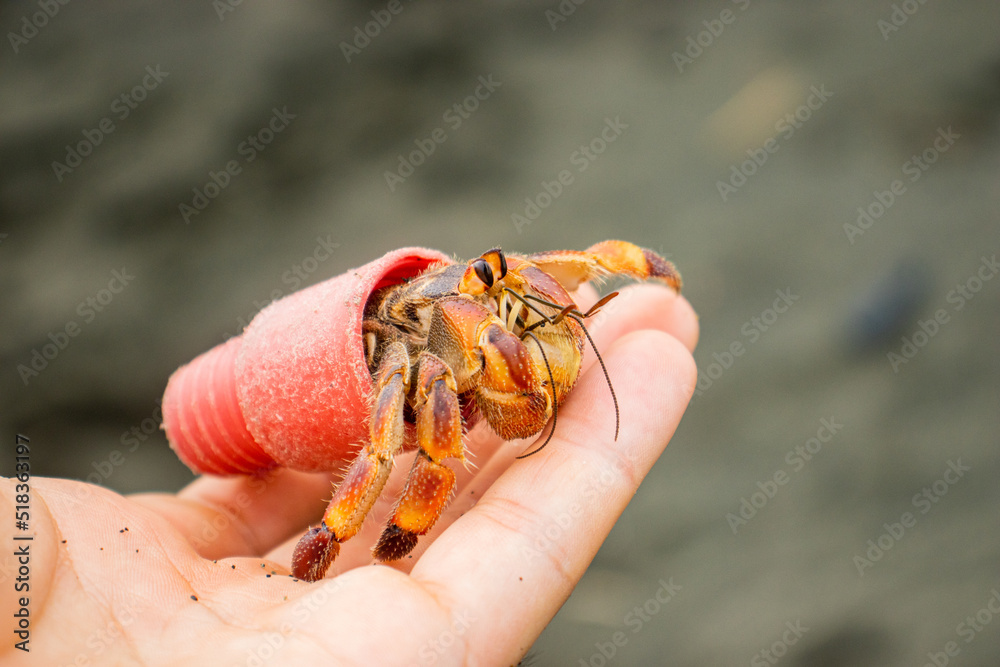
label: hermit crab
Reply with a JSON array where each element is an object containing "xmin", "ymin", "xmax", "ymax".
[{"xmin": 162, "ymin": 241, "xmax": 680, "ymax": 582}]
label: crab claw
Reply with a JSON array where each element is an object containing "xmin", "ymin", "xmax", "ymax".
[{"xmin": 161, "ymin": 247, "xmax": 451, "ymax": 475}]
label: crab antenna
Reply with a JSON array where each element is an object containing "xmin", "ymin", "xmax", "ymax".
[
  {"xmin": 516, "ymin": 332, "xmax": 557, "ymax": 459},
  {"xmin": 580, "ymin": 291, "xmax": 619, "ymax": 318},
  {"xmin": 501, "ymin": 288, "xmax": 557, "ymax": 330},
  {"xmin": 568, "ymin": 314, "xmax": 620, "ymax": 441},
  {"xmin": 503, "ymin": 288, "xmax": 620, "ymax": 442},
  {"xmin": 503, "ymin": 288, "xmax": 585, "ymax": 336}
]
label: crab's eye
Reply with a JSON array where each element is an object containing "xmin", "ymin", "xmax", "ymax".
[{"xmin": 472, "ymin": 258, "xmax": 494, "ymax": 288}]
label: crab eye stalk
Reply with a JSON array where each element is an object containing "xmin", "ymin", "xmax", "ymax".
[
  {"xmin": 458, "ymin": 260, "xmax": 491, "ymax": 295},
  {"xmin": 459, "ymin": 248, "xmax": 508, "ymax": 295},
  {"xmin": 481, "ymin": 248, "xmax": 507, "ymax": 281}
]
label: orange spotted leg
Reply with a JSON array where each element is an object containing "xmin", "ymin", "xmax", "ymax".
[
  {"xmin": 291, "ymin": 341, "xmax": 411, "ymax": 581},
  {"xmin": 373, "ymin": 351, "xmax": 465, "ymax": 561}
]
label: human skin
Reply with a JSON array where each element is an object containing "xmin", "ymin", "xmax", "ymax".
[{"xmin": 1, "ymin": 283, "xmax": 697, "ymax": 666}]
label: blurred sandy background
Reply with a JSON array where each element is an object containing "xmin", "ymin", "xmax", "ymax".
[{"xmin": 2, "ymin": 2, "xmax": 999, "ymax": 664}]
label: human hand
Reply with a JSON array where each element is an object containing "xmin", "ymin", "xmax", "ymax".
[{"xmin": 1, "ymin": 283, "xmax": 697, "ymax": 666}]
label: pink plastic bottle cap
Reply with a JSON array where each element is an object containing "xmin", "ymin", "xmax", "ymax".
[{"xmin": 163, "ymin": 247, "xmax": 451, "ymax": 475}]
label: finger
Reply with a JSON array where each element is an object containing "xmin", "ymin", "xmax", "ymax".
[
  {"xmin": 130, "ymin": 468, "xmax": 336, "ymax": 560},
  {"xmin": 409, "ymin": 330, "xmax": 696, "ymax": 662},
  {"xmin": 584, "ymin": 283, "xmax": 699, "ymax": 353}
]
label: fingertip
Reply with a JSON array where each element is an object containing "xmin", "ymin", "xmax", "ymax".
[
  {"xmin": 669, "ymin": 293, "xmax": 700, "ymax": 353},
  {"xmin": 593, "ymin": 328, "xmax": 696, "ymax": 448},
  {"xmin": 608, "ymin": 328, "xmax": 698, "ymax": 415},
  {"xmin": 584, "ymin": 283, "xmax": 699, "ymax": 355}
]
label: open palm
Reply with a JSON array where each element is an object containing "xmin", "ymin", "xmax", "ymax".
[{"xmin": 2, "ymin": 284, "xmax": 697, "ymax": 666}]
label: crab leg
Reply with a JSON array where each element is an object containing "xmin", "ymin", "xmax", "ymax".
[
  {"xmin": 526, "ymin": 239, "xmax": 682, "ymax": 293},
  {"xmin": 373, "ymin": 352, "xmax": 465, "ymax": 561},
  {"xmin": 291, "ymin": 341, "xmax": 410, "ymax": 581}
]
